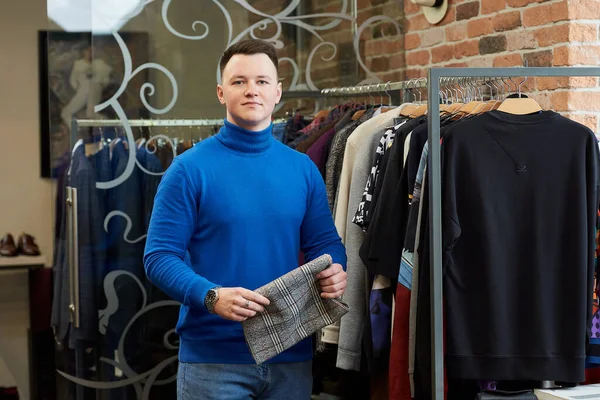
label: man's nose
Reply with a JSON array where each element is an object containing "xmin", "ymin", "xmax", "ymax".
[{"xmin": 245, "ymin": 81, "xmax": 259, "ymax": 97}]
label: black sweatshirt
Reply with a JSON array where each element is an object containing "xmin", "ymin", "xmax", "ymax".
[{"xmin": 441, "ymin": 110, "xmax": 600, "ymax": 382}]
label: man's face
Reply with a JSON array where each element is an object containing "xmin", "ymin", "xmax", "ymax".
[{"xmin": 217, "ymin": 53, "xmax": 282, "ymax": 132}]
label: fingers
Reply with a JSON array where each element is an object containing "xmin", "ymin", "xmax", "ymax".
[
  {"xmin": 318, "ymin": 273, "xmax": 346, "ymax": 287},
  {"xmin": 318, "ymin": 268, "xmax": 347, "ymax": 287},
  {"xmin": 317, "ymin": 265, "xmax": 347, "ymax": 299},
  {"xmin": 321, "ymin": 290, "xmax": 345, "ymax": 299},
  {"xmin": 234, "ymin": 297, "xmax": 265, "ymax": 313},
  {"xmin": 214, "ymin": 287, "xmax": 271, "ymax": 322},
  {"xmin": 232, "ymin": 305, "xmax": 257, "ymax": 319},
  {"xmin": 319, "ymin": 280, "xmax": 347, "ymax": 297},
  {"xmin": 220, "ymin": 303, "xmax": 257, "ymax": 322},
  {"xmin": 238, "ymin": 288, "xmax": 270, "ymax": 307},
  {"xmin": 315, "ymin": 263, "xmax": 343, "ymax": 280},
  {"xmin": 228, "ymin": 309, "xmax": 252, "ymax": 322}
]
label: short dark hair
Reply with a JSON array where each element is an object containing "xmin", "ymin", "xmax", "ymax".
[{"xmin": 220, "ymin": 39, "xmax": 279, "ymax": 78}]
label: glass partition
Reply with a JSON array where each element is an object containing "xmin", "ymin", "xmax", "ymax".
[{"xmin": 45, "ymin": 1, "xmax": 402, "ymax": 398}]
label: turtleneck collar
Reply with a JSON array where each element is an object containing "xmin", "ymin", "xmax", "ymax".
[{"xmin": 216, "ymin": 119, "xmax": 274, "ymax": 153}]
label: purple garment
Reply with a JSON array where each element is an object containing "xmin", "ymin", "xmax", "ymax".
[
  {"xmin": 479, "ymin": 381, "xmax": 497, "ymax": 391},
  {"xmin": 593, "ymin": 310, "xmax": 600, "ymax": 338},
  {"xmin": 306, "ymin": 127, "xmax": 336, "ymax": 174},
  {"xmin": 370, "ymin": 287, "xmax": 393, "ymax": 359}
]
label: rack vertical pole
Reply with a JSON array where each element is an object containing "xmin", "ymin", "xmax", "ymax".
[{"xmin": 427, "ymin": 69, "xmax": 444, "ymax": 400}]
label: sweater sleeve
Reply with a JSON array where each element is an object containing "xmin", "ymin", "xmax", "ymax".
[
  {"xmin": 301, "ymin": 157, "xmax": 347, "ymax": 268},
  {"xmin": 143, "ymin": 159, "xmax": 216, "ymax": 311}
]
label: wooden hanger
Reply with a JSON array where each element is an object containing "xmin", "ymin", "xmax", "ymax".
[
  {"xmin": 496, "ymin": 97, "xmax": 542, "ymax": 114},
  {"xmin": 454, "ymin": 77, "xmax": 485, "ymax": 117},
  {"xmin": 409, "ymin": 104, "xmax": 428, "ymax": 117},
  {"xmin": 352, "ymin": 109, "xmax": 366, "ymax": 120},
  {"xmin": 496, "ymin": 76, "xmax": 542, "ymax": 115},
  {"xmin": 445, "ymin": 102, "xmax": 464, "ymax": 113},
  {"xmin": 481, "ymin": 100, "xmax": 501, "ymax": 112},
  {"xmin": 85, "ymin": 141, "xmax": 103, "ymax": 157},
  {"xmin": 379, "ymin": 106, "xmax": 396, "ymax": 114},
  {"xmin": 399, "ymin": 103, "xmax": 418, "ymax": 117},
  {"xmin": 314, "ymin": 108, "xmax": 330, "ymax": 119},
  {"xmin": 479, "ymin": 79, "xmax": 502, "ymax": 112},
  {"xmin": 456, "ymin": 101, "xmax": 482, "ymax": 116}
]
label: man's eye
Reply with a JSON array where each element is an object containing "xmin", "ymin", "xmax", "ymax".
[
  {"xmin": 258, "ymin": 80, "xmax": 269, "ymax": 85},
  {"xmin": 233, "ymin": 81, "xmax": 243, "ymax": 85}
]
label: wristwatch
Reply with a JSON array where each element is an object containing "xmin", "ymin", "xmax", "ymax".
[{"xmin": 205, "ymin": 286, "xmax": 222, "ymax": 314}]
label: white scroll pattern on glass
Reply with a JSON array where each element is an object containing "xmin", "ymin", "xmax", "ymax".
[{"xmin": 94, "ymin": 0, "xmax": 401, "ymax": 190}]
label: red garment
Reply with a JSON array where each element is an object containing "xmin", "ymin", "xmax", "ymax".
[
  {"xmin": 389, "ymin": 284, "xmax": 448, "ymax": 400},
  {"xmin": 389, "ymin": 284, "xmax": 411, "ymax": 399},
  {"xmin": 585, "ymin": 367, "xmax": 600, "ymax": 384},
  {"xmin": 30, "ymin": 267, "xmax": 52, "ymax": 332}
]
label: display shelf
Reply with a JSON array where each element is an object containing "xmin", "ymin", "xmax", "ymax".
[{"xmin": 0, "ymin": 255, "xmax": 46, "ymax": 270}]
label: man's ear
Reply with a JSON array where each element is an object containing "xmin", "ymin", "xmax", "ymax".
[
  {"xmin": 217, "ymin": 84, "xmax": 225, "ymax": 105},
  {"xmin": 276, "ymin": 81, "xmax": 283, "ymax": 104}
]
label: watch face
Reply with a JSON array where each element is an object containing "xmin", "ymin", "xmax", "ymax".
[
  {"xmin": 206, "ymin": 288, "xmax": 219, "ymax": 313},
  {"xmin": 208, "ymin": 289, "xmax": 217, "ymax": 302},
  {"xmin": 205, "ymin": 287, "xmax": 221, "ymax": 314}
]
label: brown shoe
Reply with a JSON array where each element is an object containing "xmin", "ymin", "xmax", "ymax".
[
  {"xmin": 0, "ymin": 234, "xmax": 18, "ymax": 257},
  {"xmin": 18, "ymin": 233, "xmax": 40, "ymax": 256}
]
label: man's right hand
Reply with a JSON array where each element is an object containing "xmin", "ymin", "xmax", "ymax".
[{"xmin": 213, "ymin": 287, "xmax": 270, "ymax": 322}]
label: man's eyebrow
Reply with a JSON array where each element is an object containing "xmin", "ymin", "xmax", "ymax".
[{"xmin": 230, "ymin": 75, "xmax": 273, "ymax": 80}]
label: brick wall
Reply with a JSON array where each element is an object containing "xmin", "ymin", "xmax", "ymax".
[
  {"xmin": 244, "ymin": 0, "xmax": 600, "ymax": 131},
  {"xmin": 398, "ymin": 0, "xmax": 600, "ymax": 132},
  {"xmin": 249, "ymin": 0, "xmax": 404, "ymax": 89}
]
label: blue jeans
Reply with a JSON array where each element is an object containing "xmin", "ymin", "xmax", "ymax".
[{"xmin": 177, "ymin": 361, "xmax": 313, "ymax": 399}]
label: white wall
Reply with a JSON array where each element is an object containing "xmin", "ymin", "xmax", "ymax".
[
  {"xmin": 0, "ymin": 0, "xmax": 53, "ymax": 265},
  {"xmin": 0, "ymin": 0, "xmax": 53, "ymax": 398}
]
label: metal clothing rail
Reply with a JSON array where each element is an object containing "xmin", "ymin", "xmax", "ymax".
[
  {"xmin": 73, "ymin": 118, "xmax": 224, "ymax": 129},
  {"xmin": 71, "ymin": 118, "xmax": 225, "ymax": 144},
  {"xmin": 320, "ymin": 78, "xmax": 428, "ymax": 96},
  {"xmin": 426, "ymin": 67, "xmax": 600, "ymax": 400},
  {"xmin": 317, "ymin": 76, "xmax": 508, "ymax": 97},
  {"xmin": 278, "ymin": 79, "xmax": 428, "ymax": 101}
]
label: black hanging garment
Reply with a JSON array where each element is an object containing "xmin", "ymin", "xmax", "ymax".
[{"xmin": 441, "ymin": 110, "xmax": 600, "ymax": 383}]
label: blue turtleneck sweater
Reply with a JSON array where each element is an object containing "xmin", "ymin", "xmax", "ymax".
[{"xmin": 144, "ymin": 119, "xmax": 346, "ymax": 364}]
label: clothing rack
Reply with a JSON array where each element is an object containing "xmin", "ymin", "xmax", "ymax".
[
  {"xmin": 294, "ymin": 70, "xmax": 600, "ymax": 399},
  {"xmin": 426, "ymin": 66, "xmax": 600, "ymax": 400},
  {"xmin": 71, "ymin": 118, "xmax": 226, "ymax": 189},
  {"xmin": 67, "ymin": 116, "xmax": 229, "ymax": 400},
  {"xmin": 315, "ymin": 76, "xmax": 509, "ymax": 97},
  {"xmin": 72, "ymin": 118, "xmax": 224, "ymax": 130},
  {"xmin": 319, "ymin": 78, "xmax": 427, "ymax": 96}
]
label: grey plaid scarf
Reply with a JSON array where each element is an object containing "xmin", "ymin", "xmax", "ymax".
[{"xmin": 242, "ymin": 254, "xmax": 349, "ymax": 364}]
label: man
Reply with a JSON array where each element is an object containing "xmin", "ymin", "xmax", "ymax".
[{"xmin": 144, "ymin": 39, "xmax": 347, "ymax": 399}]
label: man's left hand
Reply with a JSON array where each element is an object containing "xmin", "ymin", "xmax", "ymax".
[{"xmin": 316, "ymin": 263, "xmax": 347, "ymax": 299}]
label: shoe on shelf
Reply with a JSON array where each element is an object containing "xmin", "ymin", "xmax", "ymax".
[
  {"xmin": 18, "ymin": 233, "xmax": 41, "ymax": 256},
  {"xmin": 0, "ymin": 233, "xmax": 18, "ymax": 257}
]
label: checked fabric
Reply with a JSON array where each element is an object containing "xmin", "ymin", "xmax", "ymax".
[{"xmin": 242, "ymin": 254, "xmax": 349, "ymax": 364}]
